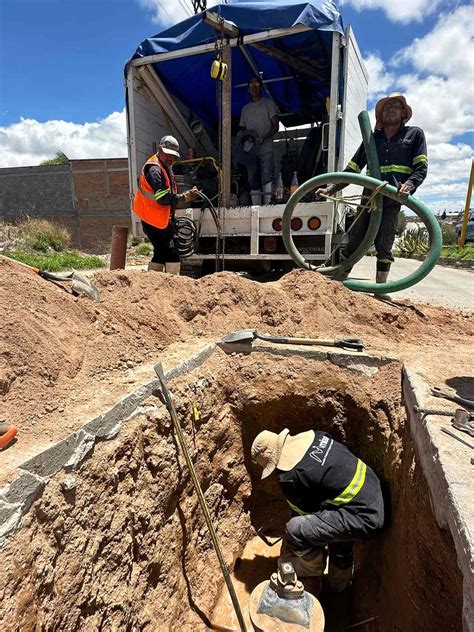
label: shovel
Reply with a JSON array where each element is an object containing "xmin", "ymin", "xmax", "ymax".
[
  {"xmin": 221, "ymin": 328, "xmax": 364, "ymax": 351},
  {"xmin": 1, "ymin": 255, "xmax": 101, "ymax": 302}
]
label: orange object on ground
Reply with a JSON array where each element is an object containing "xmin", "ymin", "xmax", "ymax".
[{"xmin": 0, "ymin": 425, "xmax": 18, "ymax": 449}]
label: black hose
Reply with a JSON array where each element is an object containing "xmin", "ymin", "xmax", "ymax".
[
  {"xmin": 173, "ymin": 216, "xmax": 198, "ymax": 258},
  {"xmin": 172, "ymin": 191, "xmax": 223, "ymax": 267}
]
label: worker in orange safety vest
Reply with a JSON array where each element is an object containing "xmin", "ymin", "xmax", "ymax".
[{"xmin": 133, "ymin": 135, "xmax": 199, "ymax": 274}]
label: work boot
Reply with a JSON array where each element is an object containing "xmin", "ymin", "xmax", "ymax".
[
  {"xmin": 251, "ymin": 190, "xmax": 262, "ymax": 206},
  {"xmin": 328, "ymin": 558, "xmax": 354, "ymax": 592},
  {"xmin": 165, "ymin": 262, "xmax": 181, "ymax": 275},
  {"xmin": 147, "ymin": 262, "xmax": 165, "ymax": 272},
  {"xmin": 263, "ymin": 182, "xmax": 273, "ymax": 205},
  {"xmin": 279, "ymin": 549, "xmax": 327, "ymax": 578},
  {"xmin": 375, "ymin": 270, "xmax": 390, "ymax": 300}
]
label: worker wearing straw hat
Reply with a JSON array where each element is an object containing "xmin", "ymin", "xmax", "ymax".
[
  {"xmin": 251, "ymin": 428, "xmax": 384, "ymax": 591},
  {"xmin": 316, "ymin": 93, "xmax": 428, "ymax": 291}
]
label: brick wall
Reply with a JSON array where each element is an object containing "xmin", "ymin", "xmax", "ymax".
[
  {"xmin": 0, "ymin": 159, "xmax": 131, "ymax": 253},
  {"xmin": 71, "ymin": 159, "xmax": 131, "ymax": 252}
]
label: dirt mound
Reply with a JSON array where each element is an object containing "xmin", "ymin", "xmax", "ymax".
[{"xmin": 1, "ymin": 258, "xmax": 472, "ymax": 469}]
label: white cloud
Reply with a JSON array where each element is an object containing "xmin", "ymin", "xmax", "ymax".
[
  {"xmin": 393, "ymin": 5, "xmax": 474, "ymax": 79},
  {"xmin": 364, "ymin": 53, "xmax": 395, "ymax": 98},
  {"xmin": 0, "ymin": 110, "xmax": 127, "ymax": 167},
  {"xmin": 340, "ymin": 0, "xmax": 443, "ymax": 23},
  {"xmin": 138, "ymin": 0, "xmax": 193, "ymax": 27},
  {"xmin": 360, "ymin": 6, "xmax": 474, "ymax": 210}
]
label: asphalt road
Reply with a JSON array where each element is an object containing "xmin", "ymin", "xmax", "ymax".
[{"xmin": 351, "ymin": 257, "xmax": 473, "ymax": 311}]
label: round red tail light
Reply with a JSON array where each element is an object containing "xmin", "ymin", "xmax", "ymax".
[
  {"xmin": 291, "ymin": 217, "xmax": 303, "ymax": 231},
  {"xmin": 308, "ymin": 216, "xmax": 321, "ymax": 230},
  {"xmin": 272, "ymin": 217, "xmax": 282, "ymax": 231}
]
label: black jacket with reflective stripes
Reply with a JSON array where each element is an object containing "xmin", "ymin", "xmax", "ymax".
[
  {"xmin": 277, "ymin": 431, "xmax": 382, "ymax": 515},
  {"xmin": 345, "ymin": 124, "xmax": 428, "ymax": 191}
]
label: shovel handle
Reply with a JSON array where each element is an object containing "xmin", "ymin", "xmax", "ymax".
[{"xmin": 255, "ymin": 333, "xmax": 364, "ymax": 351}]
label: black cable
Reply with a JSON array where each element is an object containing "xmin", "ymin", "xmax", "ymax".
[{"xmin": 172, "ymin": 191, "xmax": 222, "ymax": 261}]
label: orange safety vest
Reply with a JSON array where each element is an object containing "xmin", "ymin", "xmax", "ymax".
[{"xmin": 133, "ymin": 154, "xmax": 178, "ymax": 229}]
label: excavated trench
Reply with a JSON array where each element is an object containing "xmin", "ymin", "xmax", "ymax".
[{"xmin": 0, "ymin": 348, "xmax": 463, "ymax": 632}]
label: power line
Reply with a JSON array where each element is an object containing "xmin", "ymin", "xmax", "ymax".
[{"xmin": 177, "ymin": 0, "xmax": 193, "ymax": 17}]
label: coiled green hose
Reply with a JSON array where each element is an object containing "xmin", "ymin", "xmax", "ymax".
[{"xmin": 282, "ymin": 112, "xmax": 442, "ymax": 294}]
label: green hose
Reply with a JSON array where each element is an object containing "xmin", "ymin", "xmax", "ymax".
[
  {"xmin": 282, "ymin": 111, "xmax": 383, "ymax": 276},
  {"xmin": 282, "ymin": 111, "xmax": 442, "ymax": 294}
]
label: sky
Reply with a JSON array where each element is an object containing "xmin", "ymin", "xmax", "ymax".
[{"xmin": 0, "ymin": 0, "xmax": 473, "ymax": 212}]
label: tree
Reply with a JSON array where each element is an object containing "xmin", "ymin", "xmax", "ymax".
[{"xmin": 40, "ymin": 151, "xmax": 69, "ymax": 166}]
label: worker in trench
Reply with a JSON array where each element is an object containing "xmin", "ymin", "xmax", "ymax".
[
  {"xmin": 316, "ymin": 93, "xmax": 428, "ymax": 292},
  {"xmin": 133, "ymin": 135, "xmax": 200, "ymax": 274},
  {"xmin": 251, "ymin": 428, "xmax": 384, "ymax": 591}
]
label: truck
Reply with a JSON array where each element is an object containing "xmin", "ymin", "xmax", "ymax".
[{"xmin": 125, "ymin": 1, "xmax": 368, "ymax": 276}]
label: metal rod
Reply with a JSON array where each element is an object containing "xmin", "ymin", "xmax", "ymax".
[
  {"xmin": 130, "ymin": 24, "xmax": 312, "ymax": 67},
  {"xmin": 440, "ymin": 427, "xmax": 474, "ymax": 449},
  {"xmin": 459, "ymin": 158, "xmax": 474, "ymax": 248},
  {"xmin": 153, "ymin": 363, "xmax": 248, "ymax": 632}
]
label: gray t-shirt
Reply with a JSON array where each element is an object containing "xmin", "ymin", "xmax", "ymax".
[{"xmin": 240, "ymin": 97, "xmax": 278, "ymax": 154}]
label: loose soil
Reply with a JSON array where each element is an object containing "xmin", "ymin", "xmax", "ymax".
[
  {"xmin": 0, "ymin": 353, "xmax": 462, "ymax": 631},
  {"xmin": 1, "ymin": 257, "xmax": 472, "ymax": 476}
]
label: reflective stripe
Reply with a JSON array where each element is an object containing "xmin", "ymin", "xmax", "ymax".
[
  {"xmin": 324, "ymin": 460, "xmax": 367, "ymax": 506},
  {"xmin": 285, "ymin": 459, "xmax": 367, "ymax": 514},
  {"xmin": 154, "ymin": 188, "xmax": 171, "ymax": 200},
  {"xmin": 286, "ymin": 499, "xmax": 307, "ymax": 516},
  {"xmin": 347, "ymin": 160, "xmax": 361, "ymax": 173},
  {"xmin": 377, "ymin": 258, "xmax": 393, "ymax": 264},
  {"xmin": 413, "ymin": 154, "xmax": 428, "ymax": 166},
  {"xmin": 138, "ymin": 184, "xmax": 156, "ymax": 201},
  {"xmin": 380, "ymin": 165, "xmax": 413, "ymax": 174}
]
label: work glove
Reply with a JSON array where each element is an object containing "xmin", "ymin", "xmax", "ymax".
[{"xmin": 176, "ymin": 186, "xmax": 200, "ymax": 204}]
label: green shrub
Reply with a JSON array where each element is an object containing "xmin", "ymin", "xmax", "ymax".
[
  {"xmin": 397, "ymin": 227, "xmax": 429, "ymax": 257},
  {"xmin": 130, "ymin": 235, "xmax": 142, "ymax": 247},
  {"xmin": 4, "ymin": 249, "xmax": 105, "ymax": 272},
  {"xmin": 136, "ymin": 243, "xmax": 152, "ymax": 256},
  {"xmin": 18, "ymin": 218, "xmax": 70, "ymax": 252},
  {"xmin": 440, "ymin": 224, "xmax": 458, "ymax": 246}
]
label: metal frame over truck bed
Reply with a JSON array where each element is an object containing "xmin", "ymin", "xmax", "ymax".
[{"xmin": 125, "ymin": 2, "xmax": 368, "ymax": 272}]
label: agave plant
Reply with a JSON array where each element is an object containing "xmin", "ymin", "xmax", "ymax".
[{"xmin": 398, "ymin": 227, "xmax": 430, "ymax": 257}]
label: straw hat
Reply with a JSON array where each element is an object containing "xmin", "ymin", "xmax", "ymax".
[
  {"xmin": 251, "ymin": 429, "xmax": 290, "ymax": 479},
  {"xmin": 251, "ymin": 429, "xmax": 316, "ymax": 479},
  {"xmin": 375, "ymin": 92, "xmax": 412, "ymax": 127}
]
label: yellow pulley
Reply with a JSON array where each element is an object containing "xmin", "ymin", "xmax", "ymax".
[{"xmin": 210, "ymin": 56, "xmax": 228, "ymax": 81}]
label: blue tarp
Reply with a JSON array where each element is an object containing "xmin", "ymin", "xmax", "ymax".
[{"xmin": 129, "ymin": 1, "xmax": 344, "ymax": 131}]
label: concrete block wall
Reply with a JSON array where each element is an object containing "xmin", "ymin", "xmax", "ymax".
[
  {"xmin": 0, "ymin": 164, "xmax": 81, "ymax": 244},
  {"xmin": 0, "ymin": 159, "xmax": 131, "ymax": 253}
]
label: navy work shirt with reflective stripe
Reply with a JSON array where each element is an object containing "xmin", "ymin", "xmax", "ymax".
[
  {"xmin": 277, "ymin": 431, "xmax": 363, "ymax": 513},
  {"xmin": 345, "ymin": 124, "xmax": 428, "ymax": 191}
]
